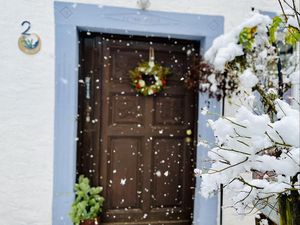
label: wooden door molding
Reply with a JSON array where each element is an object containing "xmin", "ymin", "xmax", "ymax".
[{"xmin": 54, "ymin": 3, "xmax": 224, "ymax": 225}]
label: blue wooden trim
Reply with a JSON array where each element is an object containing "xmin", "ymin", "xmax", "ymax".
[
  {"xmin": 54, "ymin": 2, "xmax": 224, "ymax": 225},
  {"xmin": 194, "ymin": 94, "xmax": 220, "ymax": 225},
  {"xmin": 53, "ymin": 24, "xmax": 79, "ymax": 225}
]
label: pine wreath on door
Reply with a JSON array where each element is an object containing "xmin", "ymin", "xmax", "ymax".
[{"xmin": 77, "ymin": 33, "xmax": 199, "ymax": 225}]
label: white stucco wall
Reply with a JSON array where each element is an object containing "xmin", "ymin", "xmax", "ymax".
[{"xmin": 0, "ymin": 1, "xmax": 284, "ymax": 225}]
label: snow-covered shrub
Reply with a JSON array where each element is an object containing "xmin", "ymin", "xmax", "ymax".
[{"xmin": 198, "ymin": 8, "xmax": 300, "ymax": 224}]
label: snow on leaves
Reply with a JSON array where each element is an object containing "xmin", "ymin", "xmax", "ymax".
[
  {"xmin": 205, "ymin": 13, "xmax": 271, "ymax": 72},
  {"xmin": 201, "ymin": 100, "xmax": 300, "ymax": 213},
  {"xmin": 199, "ymin": 11, "xmax": 300, "ymax": 215},
  {"xmin": 189, "ymin": 12, "xmax": 299, "ymax": 102}
]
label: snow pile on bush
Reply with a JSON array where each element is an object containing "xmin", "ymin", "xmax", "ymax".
[
  {"xmin": 201, "ymin": 99, "xmax": 299, "ymax": 213},
  {"xmin": 205, "ymin": 13, "xmax": 271, "ymax": 71},
  {"xmin": 199, "ymin": 11, "xmax": 300, "ymax": 214}
]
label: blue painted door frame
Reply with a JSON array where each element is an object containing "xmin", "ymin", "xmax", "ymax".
[{"xmin": 54, "ymin": 2, "xmax": 224, "ymax": 225}]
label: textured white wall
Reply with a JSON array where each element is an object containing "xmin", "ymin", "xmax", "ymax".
[
  {"xmin": 0, "ymin": 1, "xmax": 285, "ymax": 225},
  {"xmin": 0, "ymin": 1, "xmax": 55, "ymax": 225}
]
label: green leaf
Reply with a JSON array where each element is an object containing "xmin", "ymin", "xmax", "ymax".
[
  {"xmin": 69, "ymin": 175, "xmax": 105, "ymax": 223},
  {"xmin": 285, "ymin": 26, "xmax": 300, "ymax": 45},
  {"xmin": 239, "ymin": 27, "xmax": 257, "ymax": 50},
  {"xmin": 90, "ymin": 187, "xmax": 101, "ymax": 195},
  {"xmin": 269, "ymin": 16, "xmax": 283, "ymax": 43}
]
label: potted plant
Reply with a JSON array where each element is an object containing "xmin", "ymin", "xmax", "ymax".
[{"xmin": 69, "ymin": 175, "xmax": 105, "ymax": 225}]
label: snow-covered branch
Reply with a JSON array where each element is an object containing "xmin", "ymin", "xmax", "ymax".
[{"xmin": 198, "ymin": 9, "xmax": 300, "ymax": 218}]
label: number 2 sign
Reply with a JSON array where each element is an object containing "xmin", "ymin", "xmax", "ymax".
[{"xmin": 18, "ymin": 21, "xmax": 41, "ymax": 55}]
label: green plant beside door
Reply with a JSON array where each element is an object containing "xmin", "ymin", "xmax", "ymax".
[
  {"xmin": 279, "ymin": 191, "xmax": 300, "ymax": 225},
  {"xmin": 70, "ymin": 175, "xmax": 105, "ymax": 225}
]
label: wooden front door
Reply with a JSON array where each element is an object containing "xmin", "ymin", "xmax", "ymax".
[{"xmin": 77, "ymin": 33, "xmax": 199, "ymax": 225}]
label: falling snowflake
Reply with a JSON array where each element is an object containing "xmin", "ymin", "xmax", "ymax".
[
  {"xmin": 120, "ymin": 178, "xmax": 126, "ymax": 185},
  {"xmin": 201, "ymin": 106, "xmax": 209, "ymax": 115},
  {"xmin": 194, "ymin": 168, "xmax": 202, "ymax": 176}
]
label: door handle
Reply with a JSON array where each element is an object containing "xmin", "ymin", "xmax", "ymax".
[
  {"xmin": 85, "ymin": 77, "xmax": 91, "ymax": 99},
  {"xmin": 85, "ymin": 77, "xmax": 91, "ymax": 122}
]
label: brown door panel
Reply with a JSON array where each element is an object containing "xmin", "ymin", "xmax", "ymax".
[{"xmin": 77, "ymin": 33, "xmax": 199, "ymax": 225}]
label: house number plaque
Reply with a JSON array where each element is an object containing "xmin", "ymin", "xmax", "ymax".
[{"xmin": 18, "ymin": 21, "xmax": 41, "ymax": 55}]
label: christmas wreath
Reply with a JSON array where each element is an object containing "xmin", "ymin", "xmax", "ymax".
[{"xmin": 129, "ymin": 48, "xmax": 171, "ymax": 96}]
